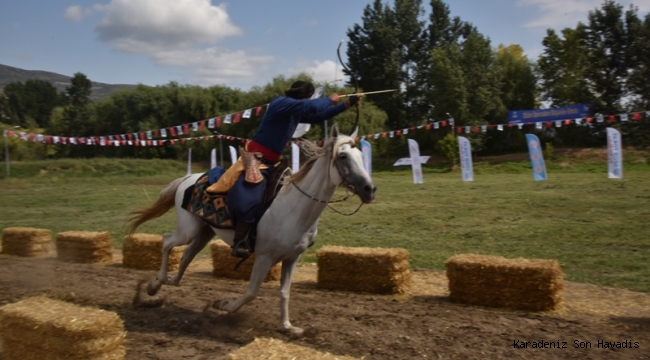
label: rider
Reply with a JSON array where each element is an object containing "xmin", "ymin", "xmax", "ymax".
[{"xmin": 227, "ymin": 80, "xmax": 360, "ymax": 258}]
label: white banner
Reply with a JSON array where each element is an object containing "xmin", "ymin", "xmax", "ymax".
[
  {"xmin": 607, "ymin": 127, "xmax": 623, "ymax": 179},
  {"xmin": 229, "ymin": 145, "xmax": 237, "ymax": 165},
  {"xmin": 360, "ymin": 139, "xmax": 372, "ymax": 178},
  {"xmin": 407, "ymin": 139, "xmax": 423, "ymax": 184},
  {"xmin": 458, "ymin": 136, "xmax": 474, "ymax": 182},
  {"xmin": 210, "ymin": 148, "xmax": 217, "ymax": 169},
  {"xmin": 291, "ymin": 142, "xmax": 300, "ymax": 173},
  {"xmin": 186, "ymin": 148, "xmax": 192, "ymax": 175}
]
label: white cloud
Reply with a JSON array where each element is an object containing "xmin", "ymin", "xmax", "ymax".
[
  {"xmin": 64, "ymin": 5, "xmax": 96, "ymax": 21},
  {"xmin": 288, "ymin": 59, "xmax": 345, "ymax": 85},
  {"xmin": 74, "ymin": 0, "xmax": 279, "ymax": 87},
  {"xmin": 517, "ymin": 0, "xmax": 649, "ymax": 29}
]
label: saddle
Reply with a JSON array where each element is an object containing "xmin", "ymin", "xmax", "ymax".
[{"xmin": 181, "ymin": 158, "xmax": 290, "ymax": 230}]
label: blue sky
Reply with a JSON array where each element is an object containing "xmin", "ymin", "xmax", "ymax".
[{"xmin": 1, "ymin": 0, "xmax": 647, "ymax": 91}]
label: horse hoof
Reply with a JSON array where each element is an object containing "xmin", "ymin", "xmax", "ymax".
[
  {"xmin": 147, "ymin": 280, "xmax": 162, "ymax": 296},
  {"xmin": 283, "ymin": 326, "xmax": 304, "ymax": 339},
  {"xmin": 212, "ymin": 299, "xmax": 229, "ymax": 311}
]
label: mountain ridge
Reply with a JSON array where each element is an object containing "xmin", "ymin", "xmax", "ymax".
[{"xmin": 0, "ymin": 63, "xmax": 137, "ymax": 101}]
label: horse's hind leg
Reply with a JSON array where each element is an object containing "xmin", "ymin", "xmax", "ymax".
[
  {"xmin": 279, "ymin": 256, "xmax": 302, "ymax": 337},
  {"xmin": 147, "ymin": 213, "xmax": 205, "ymax": 295},
  {"xmin": 147, "ymin": 231, "xmax": 188, "ymax": 295},
  {"xmin": 167, "ymin": 225, "xmax": 214, "ymax": 286}
]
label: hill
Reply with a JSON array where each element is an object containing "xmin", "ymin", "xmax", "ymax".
[{"xmin": 0, "ymin": 63, "xmax": 137, "ymax": 101}]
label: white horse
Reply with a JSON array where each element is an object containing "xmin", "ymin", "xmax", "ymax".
[{"xmin": 127, "ymin": 124, "xmax": 376, "ymax": 337}]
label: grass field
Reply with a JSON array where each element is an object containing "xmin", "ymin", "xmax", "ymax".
[{"xmin": 1, "ymin": 153, "xmax": 649, "ymax": 292}]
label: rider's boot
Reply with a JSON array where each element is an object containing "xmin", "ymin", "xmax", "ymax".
[{"xmin": 231, "ymin": 222, "xmax": 253, "ymax": 259}]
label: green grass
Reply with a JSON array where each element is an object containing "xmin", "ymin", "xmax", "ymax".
[{"xmin": 1, "ymin": 156, "xmax": 649, "ymax": 292}]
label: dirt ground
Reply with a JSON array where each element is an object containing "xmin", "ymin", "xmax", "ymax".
[{"xmin": 0, "ymin": 251, "xmax": 649, "ymax": 360}]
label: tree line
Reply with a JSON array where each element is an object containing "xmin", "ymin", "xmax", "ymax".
[{"xmin": 1, "ymin": 0, "xmax": 648, "ymax": 163}]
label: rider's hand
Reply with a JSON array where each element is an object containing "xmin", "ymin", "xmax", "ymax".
[
  {"xmin": 345, "ymin": 94, "xmax": 362, "ymax": 109},
  {"xmin": 329, "ymin": 93, "xmax": 341, "ymax": 105}
]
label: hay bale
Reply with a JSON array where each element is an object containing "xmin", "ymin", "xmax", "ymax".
[
  {"xmin": 210, "ymin": 240, "xmax": 280, "ymax": 281},
  {"xmin": 0, "ymin": 296, "xmax": 126, "ymax": 360},
  {"xmin": 56, "ymin": 231, "xmax": 113, "ymax": 264},
  {"xmin": 228, "ymin": 337, "xmax": 359, "ymax": 360},
  {"xmin": 122, "ymin": 233, "xmax": 186, "ymax": 271},
  {"xmin": 1, "ymin": 227, "xmax": 52, "ymax": 257},
  {"xmin": 316, "ymin": 246, "xmax": 410, "ymax": 294},
  {"xmin": 446, "ymin": 253, "xmax": 564, "ymax": 311}
]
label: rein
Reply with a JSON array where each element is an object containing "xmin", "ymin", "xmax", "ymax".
[{"xmin": 289, "ymin": 140, "xmax": 365, "ymax": 216}]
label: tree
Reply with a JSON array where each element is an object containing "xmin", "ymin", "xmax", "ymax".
[
  {"xmin": 0, "ymin": 80, "xmax": 66, "ymax": 128},
  {"xmin": 62, "ymin": 72, "xmax": 94, "ymax": 137}
]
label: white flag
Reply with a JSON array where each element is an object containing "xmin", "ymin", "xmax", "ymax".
[
  {"xmin": 229, "ymin": 145, "xmax": 237, "ymax": 165},
  {"xmin": 606, "ymin": 128, "xmax": 623, "ymax": 179},
  {"xmin": 458, "ymin": 136, "xmax": 474, "ymax": 182},
  {"xmin": 291, "ymin": 142, "xmax": 300, "ymax": 173},
  {"xmin": 407, "ymin": 139, "xmax": 423, "ymax": 184}
]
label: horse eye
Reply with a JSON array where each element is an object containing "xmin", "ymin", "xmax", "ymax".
[{"xmin": 339, "ymin": 153, "xmax": 347, "ymax": 160}]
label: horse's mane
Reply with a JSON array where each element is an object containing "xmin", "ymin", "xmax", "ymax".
[{"xmin": 282, "ymin": 136, "xmax": 339, "ymax": 185}]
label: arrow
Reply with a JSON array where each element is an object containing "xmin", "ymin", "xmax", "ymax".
[{"xmin": 338, "ymin": 89, "xmax": 398, "ymax": 98}]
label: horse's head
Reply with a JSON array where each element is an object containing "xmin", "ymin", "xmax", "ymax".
[{"xmin": 329, "ymin": 124, "xmax": 376, "ymax": 203}]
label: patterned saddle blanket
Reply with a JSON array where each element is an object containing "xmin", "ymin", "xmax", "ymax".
[
  {"xmin": 181, "ymin": 171, "xmax": 233, "ymax": 229},
  {"xmin": 181, "ymin": 160, "xmax": 290, "ymax": 230}
]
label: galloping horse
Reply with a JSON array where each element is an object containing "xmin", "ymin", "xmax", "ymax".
[{"xmin": 127, "ymin": 124, "xmax": 376, "ymax": 336}]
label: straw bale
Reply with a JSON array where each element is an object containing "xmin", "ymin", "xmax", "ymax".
[
  {"xmin": 1, "ymin": 227, "xmax": 52, "ymax": 257},
  {"xmin": 446, "ymin": 253, "xmax": 564, "ymax": 311},
  {"xmin": 56, "ymin": 231, "xmax": 113, "ymax": 263},
  {"xmin": 316, "ymin": 246, "xmax": 410, "ymax": 294},
  {"xmin": 210, "ymin": 240, "xmax": 280, "ymax": 281},
  {"xmin": 122, "ymin": 233, "xmax": 186, "ymax": 271},
  {"xmin": 2, "ymin": 341, "xmax": 125, "ymax": 360},
  {"xmin": 228, "ymin": 337, "xmax": 359, "ymax": 360},
  {"xmin": 0, "ymin": 296, "xmax": 125, "ymax": 359}
]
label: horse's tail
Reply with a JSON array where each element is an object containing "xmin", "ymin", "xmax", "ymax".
[{"xmin": 126, "ymin": 175, "xmax": 191, "ymax": 235}]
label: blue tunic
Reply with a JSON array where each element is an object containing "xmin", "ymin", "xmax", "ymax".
[
  {"xmin": 227, "ymin": 95, "xmax": 348, "ymax": 226},
  {"xmin": 252, "ymin": 96, "xmax": 347, "ymax": 155}
]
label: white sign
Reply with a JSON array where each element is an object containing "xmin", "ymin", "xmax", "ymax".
[
  {"xmin": 407, "ymin": 139, "xmax": 424, "ymax": 184},
  {"xmin": 458, "ymin": 136, "xmax": 474, "ymax": 182}
]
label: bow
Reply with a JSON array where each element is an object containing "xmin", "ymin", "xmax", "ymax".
[{"xmin": 337, "ymin": 40, "xmax": 360, "ymax": 135}]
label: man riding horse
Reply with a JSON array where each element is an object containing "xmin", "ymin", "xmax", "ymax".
[{"xmin": 207, "ymin": 81, "xmax": 361, "ymax": 259}]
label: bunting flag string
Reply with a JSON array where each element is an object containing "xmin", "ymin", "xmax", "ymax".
[{"xmin": 3, "ymin": 110, "xmax": 649, "ymax": 148}]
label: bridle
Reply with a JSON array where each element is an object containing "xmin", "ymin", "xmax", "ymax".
[{"xmin": 290, "ymin": 138, "xmax": 364, "ymax": 216}]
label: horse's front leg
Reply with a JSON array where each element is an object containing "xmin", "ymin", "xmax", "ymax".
[
  {"xmin": 279, "ymin": 256, "xmax": 301, "ymax": 337},
  {"xmin": 213, "ymin": 255, "xmax": 275, "ymax": 313},
  {"xmin": 168, "ymin": 225, "xmax": 214, "ymax": 286}
]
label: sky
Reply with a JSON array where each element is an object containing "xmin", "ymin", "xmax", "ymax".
[{"xmin": 1, "ymin": 0, "xmax": 648, "ymax": 91}]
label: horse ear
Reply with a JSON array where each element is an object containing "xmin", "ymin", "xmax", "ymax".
[
  {"xmin": 350, "ymin": 126, "xmax": 358, "ymax": 140},
  {"xmin": 330, "ymin": 123, "xmax": 340, "ymax": 138}
]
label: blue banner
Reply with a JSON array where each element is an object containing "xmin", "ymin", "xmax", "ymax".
[
  {"xmin": 360, "ymin": 139, "xmax": 372, "ymax": 178},
  {"xmin": 508, "ymin": 104, "xmax": 591, "ymax": 124},
  {"xmin": 525, "ymin": 134, "xmax": 547, "ymax": 181}
]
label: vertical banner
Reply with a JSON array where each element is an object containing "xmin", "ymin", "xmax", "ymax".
[
  {"xmin": 407, "ymin": 139, "xmax": 423, "ymax": 184},
  {"xmin": 525, "ymin": 134, "xmax": 548, "ymax": 181},
  {"xmin": 291, "ymin": 142, "xmax": 300, "ymax": 173},
  {"xmin": 229, "ymin": 145, "xmax": 237, "ymax": 165},
  {"xmin": 607, "ymin": 127, "xmax": 623, "ymax": 179},
  {"xmin": 210, "ymin": 148, "xmax": 217, "ymax": 169},
  {"xmin": 360, "ymin": 139, "xmax": 372, "ymax": 178},
  {"xmin": 457, "ymin": 136, "xmax": 474, "ymax": 182},
  {"xmin": 186, "ymin": 148, "xmax": 192, "ymax": 175}
]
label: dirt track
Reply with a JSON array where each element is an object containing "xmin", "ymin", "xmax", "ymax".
[{"xmin": 0, "ymin": 252, "xmax": 649, "ymax": 359}]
